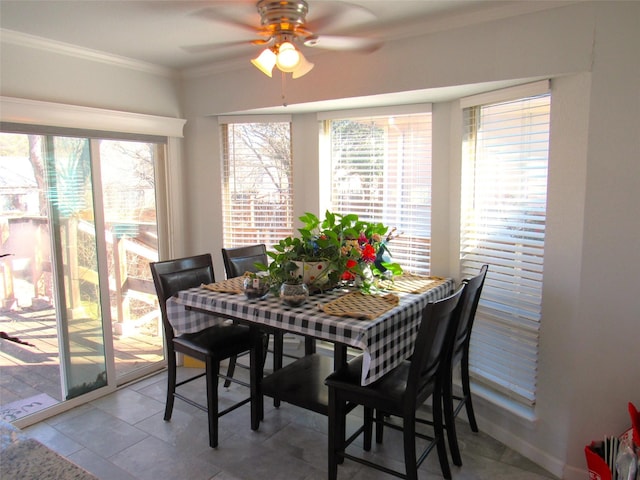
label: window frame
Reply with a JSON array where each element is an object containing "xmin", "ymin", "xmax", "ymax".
[
  {"xmin": 459, "ymin": 80, "xmax": 551, "ymax": 409},
  {"xmin": 218, "ymin": 115, "xmax": 295, "ymax": 250},
  {"xmin": 318, "ymin": 104, "xmax": 433, "ymax": 275}
]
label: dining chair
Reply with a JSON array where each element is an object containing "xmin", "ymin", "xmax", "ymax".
[
  {"xmin": 325, "ymin": 285, "xmax": 466, "ymax": 480},
  {"xmin": 442, "ymin": 264, "xmax": 488, "ymax": 466},
  {"xmin": 222, "ymin": 244, "xmax": 269, "ymax": 279},
  {"xmin": 221, "ymin": 244, "xmax": 284, "ymax": 382},
  {"xmin": 150, "ymin": 253, "xmax": 261, "ymax": 448},
  {"xmin": 221, "ymin": 244, "xmax": 314, "ymax": 397}
]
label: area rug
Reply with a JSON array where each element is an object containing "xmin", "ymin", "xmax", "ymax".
[
  {"xmin": 0, "ymin": 393, "xmax": 58, "ymax": 422},
  {"xmin": 1, "ymin": 420, "xmax": 98, "ymax": 480}
]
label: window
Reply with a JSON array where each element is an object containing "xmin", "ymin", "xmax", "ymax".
[
  {"xmin": 460, "ymin": 82, "xmax": 551, "ymax": 407},
  {"xmin": 321, "ymin": 107, "xmax": 432, "ymax": 274},
  {"xmin": 220, "ymin": 121, "xmax": 294, "ymax": 247}
]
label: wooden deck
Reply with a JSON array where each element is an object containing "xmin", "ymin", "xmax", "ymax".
[{"xmin": 0, "ymin": 304, "xmax": 164, "ymax": 419}]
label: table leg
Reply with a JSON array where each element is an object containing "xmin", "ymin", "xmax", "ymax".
[
  {"xmin": 250, "ymin": 327, "xmax": 264, "ymax": 427},
  {"xmin": 304, "ymin": 336, "xmax": 316, "ymax": 355},
  {"xmin": 334, "ymin": 344, "xmax": 347, "ymax": 370}
]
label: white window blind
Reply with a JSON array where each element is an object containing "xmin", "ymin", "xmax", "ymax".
[
  {"xmin": 460, "ymin": 90, "xmax": 551, "ymax": 407},
  {"xmin": 324, "ymin": 110, "xmax": 432, "ymax": 274},
  {"xmin": 220, "ymin": 122, "xmax": 294, "ymax": 248}
]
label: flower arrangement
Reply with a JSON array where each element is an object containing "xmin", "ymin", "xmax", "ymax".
[
  {"xmin": 339, "ymin": 221, "xmax": 403, "ymax": 293},
  {"xmin": 257, "ymin": 210, "xmax": 402, "ymax": 293}
]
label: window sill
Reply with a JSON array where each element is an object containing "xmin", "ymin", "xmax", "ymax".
[{"xmin": 468, "ymin": 381, "xmax": 538, "ymax": 424}]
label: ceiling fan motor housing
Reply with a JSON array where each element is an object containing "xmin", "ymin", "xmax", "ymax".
[
  {"xmin": 257, "ymin": 0, "xmax": 309, "ymax": 32},
  {"xmin": 250, "ymin": 0, "xmax": 375, "ymax": 79}
]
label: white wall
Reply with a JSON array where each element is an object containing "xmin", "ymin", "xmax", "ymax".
[
  {"xmin": 0, "ymin": 40, "xmax": 182, "ymax": 118},
  {"xmin": 568, "ymin": 3, "xmax": 640, "ymax": 474},
  {"xmin": 179, "ymin": 3, "xmax": 640, "ymax": 478},
  {"xmin": 1, "ymin": 1, "xmax": 638, "ymax": 478}
]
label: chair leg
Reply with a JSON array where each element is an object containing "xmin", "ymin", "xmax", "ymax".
[
  {"xmin": 375, "ymin": 409, "xmax": 385, "ymax": 444},
  {"xmin": 363, "ymin": 407, "xmax": 373, "ymax": 451},
  {"xmin": 164, "ymin": 351, "xmax": 177, "ymax": 421},
  {"xmin": 223, "ymin": 355, "xmax": 237, "ymax": 388},
  {"xmin": 205, "ymin": 357, "xmax": 220, "ymax": 448},
  {"xmin": 461, "ymin": 356, "xmax": 478, "ymax": 432},
  {"xmin": 443, "ymin": 368, "xmax": 463, "ymax": 466},
  {"xmin": 327, "ymin": 387, "xmax": 343, "ymax": 480},
  {"xmin": 337, "ymin": 399, "xmax": 347, "ymax": 466},
  {"xmin": 225, "ymin": 319, "xmax": 256, "ymax": 388},
  {"xmin": 403, "ymin": 412, "xmax": 418, "ymax": 480},
  {"xmin": 434, "ymin": 387, "xmax": 452, "ymax": 480}
]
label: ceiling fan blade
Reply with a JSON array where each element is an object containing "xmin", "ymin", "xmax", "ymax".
[
  {"xmin": 306, "ymin": 2, "xmax": 376, "ymax": 32},
  {"xmin": 190, "ymin": 5, "xmax": 259, "ymax": 35},
  {"xmin": 304, "ymin": 35, "xmax": 382, "ymax": 53}
]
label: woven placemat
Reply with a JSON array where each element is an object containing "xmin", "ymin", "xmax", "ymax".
[
  {"xmin": 322, "ymin": 292, "xmax": 399, "ymax": 320},
  {"xmin": 201, "ymin": 276, "xmax": 245, "ymax": 294},
  {"xmin": 379, "ymin": 274, "xmax": 448, "ymax": 294}
]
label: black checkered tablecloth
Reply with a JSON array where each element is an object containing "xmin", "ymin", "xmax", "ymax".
[{"xmin": 166, "ymin": 279, "xmax": 454, "ymax": 385}]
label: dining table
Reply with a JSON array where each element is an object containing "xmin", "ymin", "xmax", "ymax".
[{"xmin": 165, "ymin": 274, "xmax": 455, "ymax": 416}]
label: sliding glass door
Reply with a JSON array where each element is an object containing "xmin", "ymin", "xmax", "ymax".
[
  {"xmin": 97, "ymin": 139, "xmax": 164, "ymax": 382},
  {"xmin": 45, "ymin": 135, "xmax": 108, "ymax": 399},
  {"xmin": 0, "ymin": 130, "xmax": 164, "ymax": 422}
]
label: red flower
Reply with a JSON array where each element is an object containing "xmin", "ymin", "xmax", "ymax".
[
  {"xmin": 345, "ymin": 259, "xmax": 358, "ymax": 269},
  {"xmin": 361, "ymin": 244, "xmax": 376, "ymax": 263},
  {"xmin": 341, "ymin": 270, "xmax": 356, "ymax": 281}
]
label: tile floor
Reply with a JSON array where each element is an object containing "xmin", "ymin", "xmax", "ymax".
[{"xmin": 23, "ymin": 366, "xmax": 559, "ymax": 480}]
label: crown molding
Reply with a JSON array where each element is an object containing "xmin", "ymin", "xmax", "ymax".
[
  {"xmin": 181, "ymin": 56, "xmax": 251, "ymax": 79},
  {"xmin": 0, "ymin": 28, "xmax": 176, "ymax": 78}
]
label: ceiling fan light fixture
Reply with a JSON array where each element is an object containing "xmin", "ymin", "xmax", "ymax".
[
  {"xmin": 247, "ymin": 0, "xmax": 379, "ymax": 80},
  {"xmin": 275, "ymin": 41, "xmax": 301, "ymax": 72},
  {"xmin": 292, "ymin": 54, "xmax": 314, "ymax": 79},
  {"xmin": 251, "ymin": 48, "xmax": 276, "ymax": 77}
]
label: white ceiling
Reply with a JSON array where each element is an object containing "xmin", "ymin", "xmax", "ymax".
[
  {"xmin": 0, "ymin": 1, "xmax": 569, "ymax": 113},
  {"xmin": 0, "ymin": 0, "xmax": 568, "ymax": 72}
]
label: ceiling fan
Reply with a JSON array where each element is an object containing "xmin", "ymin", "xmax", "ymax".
[{"xmin": 187, "ymin": 0, "xmax": 381, "ymax": 78}]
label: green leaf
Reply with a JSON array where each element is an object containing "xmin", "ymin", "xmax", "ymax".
[{"xmin": 382, "ymin": 262, "xmax": 404, "ymax": 275}]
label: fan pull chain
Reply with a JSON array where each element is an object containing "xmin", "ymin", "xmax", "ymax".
[{"xmin": 281, "ymin": 71, "xmax": 288, "ymax": 107}]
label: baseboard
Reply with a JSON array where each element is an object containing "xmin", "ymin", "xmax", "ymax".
[
  {"xmin": 473, "ymin": 411, "xmax": 566, "ymax": 478},
  {"xmin": 562, "ymin": 463, "xmax": 589, "ymax": 480}
]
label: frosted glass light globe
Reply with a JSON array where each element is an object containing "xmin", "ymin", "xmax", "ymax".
[{"xmin": 276, "ymin": 42, "xmax": 301, "ymax": 72}]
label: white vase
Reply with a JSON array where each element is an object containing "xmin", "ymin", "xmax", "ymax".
[{"xmin": 292, "ymin": 260, "xmax": 331, "ymax": 286}]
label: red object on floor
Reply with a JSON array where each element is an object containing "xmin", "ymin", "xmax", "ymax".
[
  {"xmin": 585, "ymin": 441, "xmax": 613, "ymax": 480},
  {"xmin": 584, "ymin": 402, "xmax": 639, "ymax": 480}
]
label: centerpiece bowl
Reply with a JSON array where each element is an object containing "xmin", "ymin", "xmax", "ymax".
[
  {"xmin": 280, "ymin": 281, "xmax": 309, "ymax": 307},
  {"xmin": 243, "ymin": 273, "xmax": 270, "ymax": 300}
]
